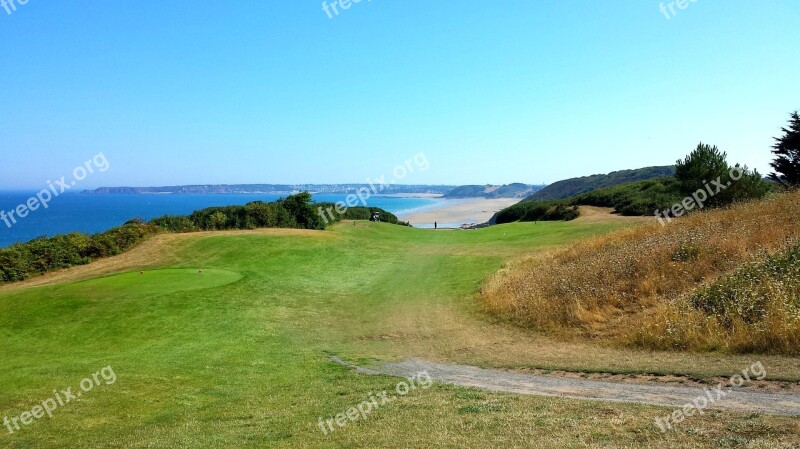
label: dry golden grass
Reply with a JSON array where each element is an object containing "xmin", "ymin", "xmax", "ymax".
[{"xmin": 481, "ymin": 190, "xmax": 800, "ymax": 353}]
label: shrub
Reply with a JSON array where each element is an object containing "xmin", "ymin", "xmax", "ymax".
[
  {"xmin": 0, "ymin": 222, "xmax": 158, "ymax": 283},
  {"xmin": 689, "ymin": 243, "xmax": 800, "ymax": 327},
  {"xmin": 154, "ymin": 193, "xmax": 404, "ymax": 233},
  {"xmin": 494, "ymin": 201, "xmax": 579, "ymax": 224},
  {"xmin": 150, "ymin": 215, "xmax": 197, "ymax": 232}
]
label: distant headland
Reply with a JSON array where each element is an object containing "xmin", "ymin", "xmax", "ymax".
[
  {"xmin": 83, "ymin": 183, "xmax": 543, "ymax": 198},
  {"xmin": 83, "ymin": 184, "xmax": 456, "ymax": 195}
]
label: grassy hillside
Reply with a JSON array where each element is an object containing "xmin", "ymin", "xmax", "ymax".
[
  {"xmin": 569, "ymin": 177, "xmax": 683, "ymax": 216},
  {"xmin": 524, "ymin": 166, "xmax": 676, "ymax": 202},
  {"xmin": 634, "ymin": 241, "xmax": 800, "ymax": 352},
  {"xmin": 3, "ymin": 217, "xmax": 799, "ymax": 447},
  {"xmin": 483, "ymin": 190, "xmax": 800, "ymax": 354},
  {"xmin": 492, "ymin": 177, "xmax": 682, "ymax": 224}
]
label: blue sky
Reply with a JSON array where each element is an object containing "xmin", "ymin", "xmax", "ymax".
[{"xmin": 0, "ymin": 0, "xmax": 798, "ymax": 189}]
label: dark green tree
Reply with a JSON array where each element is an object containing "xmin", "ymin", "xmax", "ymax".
[
  {"xmin": 278, "ymin": 192, "xmax": 325, "ymax": 230},
  {"xmin": 675, "ymin": 143, "xmax": 768, "ymax": 208},
  {"xmin": 675, "ymin": 143, "xmax": 728, "ymax": 194},
  {"xmin": 769, "ymin": 111, "xmax": 800, "ymax": 188}
]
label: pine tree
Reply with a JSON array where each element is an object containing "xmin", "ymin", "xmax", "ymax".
[{"xmin": 769, "ymin": 111, "xmax": 800, "ymax": 188}]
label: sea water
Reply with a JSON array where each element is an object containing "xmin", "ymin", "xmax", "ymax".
[{"xmin": 0, "ymin": 192, "xmax": 438, "ymax": 248}]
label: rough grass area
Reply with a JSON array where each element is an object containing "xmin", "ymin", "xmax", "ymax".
[
  {"xmin": 633, "ymin": 242, "xmax": 800, "ymax": 353},
  {"xmin": 481, "ymin": 191, "xmax": 800, "ymax": 354}
]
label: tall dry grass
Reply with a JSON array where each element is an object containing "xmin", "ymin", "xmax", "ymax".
[{"xmin": 481, "ymin": 190, "xmax": 800, "ymax": 354}]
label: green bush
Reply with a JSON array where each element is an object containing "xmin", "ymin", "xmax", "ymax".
[
  {"xmin": 150, "ymin": 193, "xmax": 405, "ymax": 233},
  {"xmin": 0, "ymin": 222, "xmax": 158, "ymax": 283},
  {"xmin": 149, "ymin": 215, "xmax": 197, "ymax": 232},
  {"xmin": 495, "ymin": 201, "xmax": 579, "ymax": 224},
  {"xmin": 325, "ymin": 204, "xmax": 407, "ymax": 225}
]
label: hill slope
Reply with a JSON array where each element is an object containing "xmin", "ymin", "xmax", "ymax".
[
  {"xmin": 523, "ymin": 166, "xmax": 676, "ymax": 202},
  {"xmin": 483, "ymin": 190, "xmax": 800, "ymax": 354}
]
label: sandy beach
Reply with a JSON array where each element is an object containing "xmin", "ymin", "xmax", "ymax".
[{"xmin": 397, "ymin": 198, "xmax": 520, "ymax": 228}]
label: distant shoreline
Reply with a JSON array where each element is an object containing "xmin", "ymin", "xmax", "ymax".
[
  {"xmin": 81, "ymin": 184, "xmax": 457, "ymax": 196},
  {"xmin": 78, "ymin": 191, "xmax": 449, "ymax": 198}
]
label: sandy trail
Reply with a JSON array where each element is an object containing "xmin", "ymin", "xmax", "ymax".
[{"xmin": 333, "ymin": 358, "xmax": 800, "ymax": 416}]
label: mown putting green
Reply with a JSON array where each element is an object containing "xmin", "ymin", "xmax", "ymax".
[
  {"xmin": 1, "ymin": 221, "xmax": 798, "ymax": 448},
  {"xmin": 56, "ymin": 268, "xmax": 243, "ymax": 298}
]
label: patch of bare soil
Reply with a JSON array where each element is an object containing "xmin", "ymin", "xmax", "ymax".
[{"xmin": 575, "ymin": 206, "xmax": 652, "ymax": 224}]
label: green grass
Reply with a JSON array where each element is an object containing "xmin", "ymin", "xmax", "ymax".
[{"xmin": 1, "ymin": 221, "xmax": 798, "ymax": 448}]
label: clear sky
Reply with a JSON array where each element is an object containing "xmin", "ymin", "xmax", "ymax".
[{"xmin": 1, "ymin": 0, "xmax": 798, "ymax": 189}]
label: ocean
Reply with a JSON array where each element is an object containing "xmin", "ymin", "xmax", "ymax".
[{"xmin": 0, "ymin": 192, "xmax": 437, "ymax": 248}]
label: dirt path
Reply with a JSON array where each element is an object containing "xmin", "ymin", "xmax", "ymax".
[
  {"xmin": 575, "ymin": 206, "xmax": 652, "ymax": 224},
  {"xmin": 333, "ymin": 358, "xmax": 800, "ymax": 416}
]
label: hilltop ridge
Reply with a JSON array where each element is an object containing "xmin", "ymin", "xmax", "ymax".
[{"xmin": 523, "ymin": 166, "xmax": 676, "ymax": 202}]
